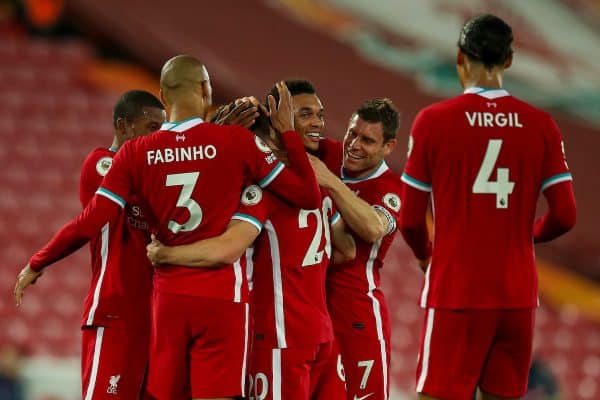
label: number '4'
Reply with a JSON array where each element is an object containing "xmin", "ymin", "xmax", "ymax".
[{"xmin": 472, "ymin": 139, "xmax": 515, "ymax": 209}]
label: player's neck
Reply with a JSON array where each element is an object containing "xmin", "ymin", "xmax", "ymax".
[
  {"xmin": 168, "ymin": 104, "xmax": 205, "ymax": 123},
  {"xmin": 464, "ymin": 65, "xmax": 504, "ymax": 90},
  {"xmin": 110, "ymin": 137, "xmax": 121, "ymax": 151}
]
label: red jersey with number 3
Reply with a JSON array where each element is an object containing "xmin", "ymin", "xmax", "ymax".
[
  {"xmin": 99, "ymin": 118, "xmax": 314, "ymax": 302},
  {"xmin": 402, "ymin": 87, "xmax": 572, "ymax": 309},
  {"xmin": 234, "ymin": 185, "xmax": 339, "ymax": 349}
]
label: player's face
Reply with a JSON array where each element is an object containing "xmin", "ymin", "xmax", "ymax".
[
  {"xmin": 342, "ymin": 115, "xmax": 395, "ymax": 178},
  {"xmin": 292, "ymin": 93, "xmax": 324, "ymax": 153},
  {"xmin": 127, "ymin": 106, "xmax": 166, "ymax": 139}
]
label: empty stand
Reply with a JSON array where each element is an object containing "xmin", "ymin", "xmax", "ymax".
[{"xmin": 0, "ymin": 34, "xmax": 112, "ymax": 359}]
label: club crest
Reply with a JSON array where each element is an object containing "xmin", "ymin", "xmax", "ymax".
[
  {"xmin": 383, "ymin": 193, "xmax": 401, "ymax": 212},
  {"xmin": 242, "ymin": 185, "xmax": 262, "ymax": 206},
  {"xmin": 96, "ymin": 156, "xmax": 113, "ymax": 177}
]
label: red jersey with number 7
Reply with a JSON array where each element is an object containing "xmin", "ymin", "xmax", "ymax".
[
  {"xmin": 402, "ymin": 87, "xmax": 572, "ymax": 309},
  {"xmin": 98, "ymin": 117, "xmax": 320, "ymax": 302}
]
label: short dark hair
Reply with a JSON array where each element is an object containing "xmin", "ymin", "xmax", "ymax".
[
  {"xmin": 266, "ymin": 79, "xmax": 316, "ymax": 104},
  {"xmin": 113, "ymin": 90, "xmax": 164, "ymax": 128},
  {"xmin": 458, "ymin": 14, "xmax": 513, "ymax": 70},
  {"xmin": 354, "ymin": 98, "xmax": 399, "ymax": 142}
]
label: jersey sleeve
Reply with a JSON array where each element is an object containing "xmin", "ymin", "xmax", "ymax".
[
  {"xmin": 97, "ymin": 140, "xmax": 136, "ymax": 207},
  {"xmin": 401, "ymin": 109, "xmax": 433, "ymax": 192},
  {"xmin": 372, "ymin": 182, "xmax": 402, "ymax": 236},
  {"xmin": 239, "ymin": 127, "xmax": 321, "ymax": 209},
  {"xmin": 29, "ymin": 194, "xmax": 122, "ymax": 271},
  {"xmin": 231, "ymin": 185, "xmax": 272, "ymax": 233},
  {"xmin": 79, "ymin": 151, "xmax": 110, "ymax": 207},
  {"xmin": 541, "ymin": 115, "xmax": 573, "ymax": 192}
]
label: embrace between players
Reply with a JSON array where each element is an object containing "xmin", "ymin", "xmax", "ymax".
[{"xmin": 14, "ymin": 14, "xmax": 576, "ymax": 400}]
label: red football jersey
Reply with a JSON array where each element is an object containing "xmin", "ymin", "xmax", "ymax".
[
  {"xmin": 324, "ymin": 162, "xmax": 403, "ymax": 340},
  {"xmin": 402, "ymin": 87, "xmax": 573, "ymax": 309},
  {"xmin": 234, "ymin": 185, "xmax": 339, "ymax": 349},
  {"xmin": 78, "ymin": 147, "xmax": 153, "ymax": 327},
  {"xmin": 99, "ymin": 118, "xmax": 320, "ymax": 302}
]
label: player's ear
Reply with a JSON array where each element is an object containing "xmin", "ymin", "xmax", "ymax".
[
  {"xmin": 159, "ymin": 89, "xmax": 166, "ymax": 106},
  {"xmin": 200, "ymin": 80, "xmax": 212, "ymax": 102},
  {"xmin": 115, "ymin": 117, "xmax": 126, "ymax": 134},
  {"xmin": 456, "ymin": 49, "xmax": 465, "ymax": 66},
  {"xmin": 383, "ymin": 138, "xmax": 396, "ymax": 156},
  {"xmin": 504, "ymin": 53, "xmax": 513, "ymax": 69}
]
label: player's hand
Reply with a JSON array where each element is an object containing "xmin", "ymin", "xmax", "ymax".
[
  {"xmin": 309, "ymin": 155, "xmax": 338, "ymax": 189},
  {"xmin": 14, "ymin": 264, "xmax": 42, "ymax": 307},
  {"xmin": 418, "ymin": 257, "xmax": 430, "ymax": 273},
  {"xmin": 268, "ymin": 81, "xmax": 294, "ymax": 133},
  {"xmin": 212, "ymin": 98, "xmax": 259, "ymax": 129},
  {"xmin": 147, "ymin": 234, "xmax": 166, "ymax": 266}
]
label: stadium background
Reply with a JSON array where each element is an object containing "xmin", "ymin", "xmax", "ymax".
[{"xmin": 0, "ymin": 0, "xmax": 599, "ymax": 398}]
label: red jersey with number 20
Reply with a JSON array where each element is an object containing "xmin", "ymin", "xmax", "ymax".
[
  {"xmin": 402, "ymin": 87, "xmax": 573, "ymax": 309},
  {"xmin": 234, "ymin": 185, "xmax": 339, "ymax": 349},
  {"xmin": 99, "ymin": 118, "xmax": 319, "ymax": 303}
]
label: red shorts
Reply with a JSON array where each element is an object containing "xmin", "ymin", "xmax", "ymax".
[
  {"xmin": 336, "ymin": 332, "xmax": 390, "ymax": 400},
  {"xmin": 81, "ymin": 324, "xmax": 149, "ymax": 399},
  {"xmin": 146, "ymin": 291, "xmax": 249, "ymax": 400},
  {"xmin": 416, "ymin": 308, "xmax": 535, "ymax": 399},
  {"xmin": 248, "ymin": 341, "xmax": 345, "ymax": 400}
]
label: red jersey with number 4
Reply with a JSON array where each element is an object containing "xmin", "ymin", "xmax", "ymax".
[
  {"xmin": 78, "ymin": 147, "xmax": 153, "ymax": 328},
  {"xmin": 234, "ymin": 185, "xmax": 339, "ymax": 349},
  {"xmin": 99, "ymin": 118, "xmax": 319, "ymax": 303},
  {"xmin": 402, "ymin": 87, "xmax": 572, "ymax": 309}
]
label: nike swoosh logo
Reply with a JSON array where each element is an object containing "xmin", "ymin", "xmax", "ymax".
[{"xmin": 354, "ymin": 393, "xmax": 374, "ymax": 400}]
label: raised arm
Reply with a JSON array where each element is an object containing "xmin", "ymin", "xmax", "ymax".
[
  {"xmin": 259, "ymin": 82, "xmax": 321, "ymax": 209},
  {"xmin": 147, "ymin": 219, "xmax": 260, "ymax": 267}
]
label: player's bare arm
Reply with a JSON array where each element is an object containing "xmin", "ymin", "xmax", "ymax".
[
  {"xmin": 13, "ymin": 263, "xmax": 42, "ymax": 307},
  {"xmin": 147, "ymin": 220, "xmax": 260, "ymax": 267},
  {"xmin": 330, "ymin": 218, "xmax": 356, "ymax": 263},
  {"xmin": 310, "ymin": 155, "xmax": 385, "ymax": 242}
]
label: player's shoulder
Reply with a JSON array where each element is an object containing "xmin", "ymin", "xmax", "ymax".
[{"xmin": 81, "ymin": 147, "xmax": 115, "ymax": 177}]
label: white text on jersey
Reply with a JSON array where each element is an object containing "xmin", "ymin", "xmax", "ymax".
[
  {"xmin": 146, "ymin": 145, "xmax": 217, "ymax": 165},
  {"xmin": 465, "ymin": 112, "xmax": 523, "ymax": 128}
]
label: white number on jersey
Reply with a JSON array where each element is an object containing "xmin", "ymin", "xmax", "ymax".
[
  {"xmin": 166, "ymin": 172, "xmax": 203, "ymax": 233},
  {"xmin": 472, "ymin": 139, "xmax": 515, "ymax": 209},
  {"xmin": 358, "ymin": 359, "xmax": 375, "ymax": 389},
  {"xmin": 247, "ymin": 372, "xmax": 268, "ymax": 400},
  {"xmin": 298, "ymin": 197, "xmax": 333, "ymax": 267}
]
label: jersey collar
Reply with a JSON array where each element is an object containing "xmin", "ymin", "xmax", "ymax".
[
  {"xmin": 341, "ymin": 160, "xmax": 389, "ymax": 183},
  {"xmin": 464, "ymin": 86, "xmax": 510, "ymax": 99},
  {"xmin": 161, "ymin": 117, "xmax": 204, "ymax": 132}
]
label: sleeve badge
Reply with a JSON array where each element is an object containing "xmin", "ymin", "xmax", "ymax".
[
  {"xmin": 383, "ymin": 193, "xmax": 401, "ymax": 212},
  {"xmin": 241, "ymin": 185, "xmax": 263, "ymax": 206},
  {"xmin": 95, "ymin": 156, "xmax": 113, "ymax": 177},
  {"xmin": 255, "ymin": 136, "xmax": 272, "ymax": 153}
]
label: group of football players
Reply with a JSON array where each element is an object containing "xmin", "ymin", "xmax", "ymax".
[{"xmin": 14, "ymin": 13, "xmax": 576, "ymax": 400}]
